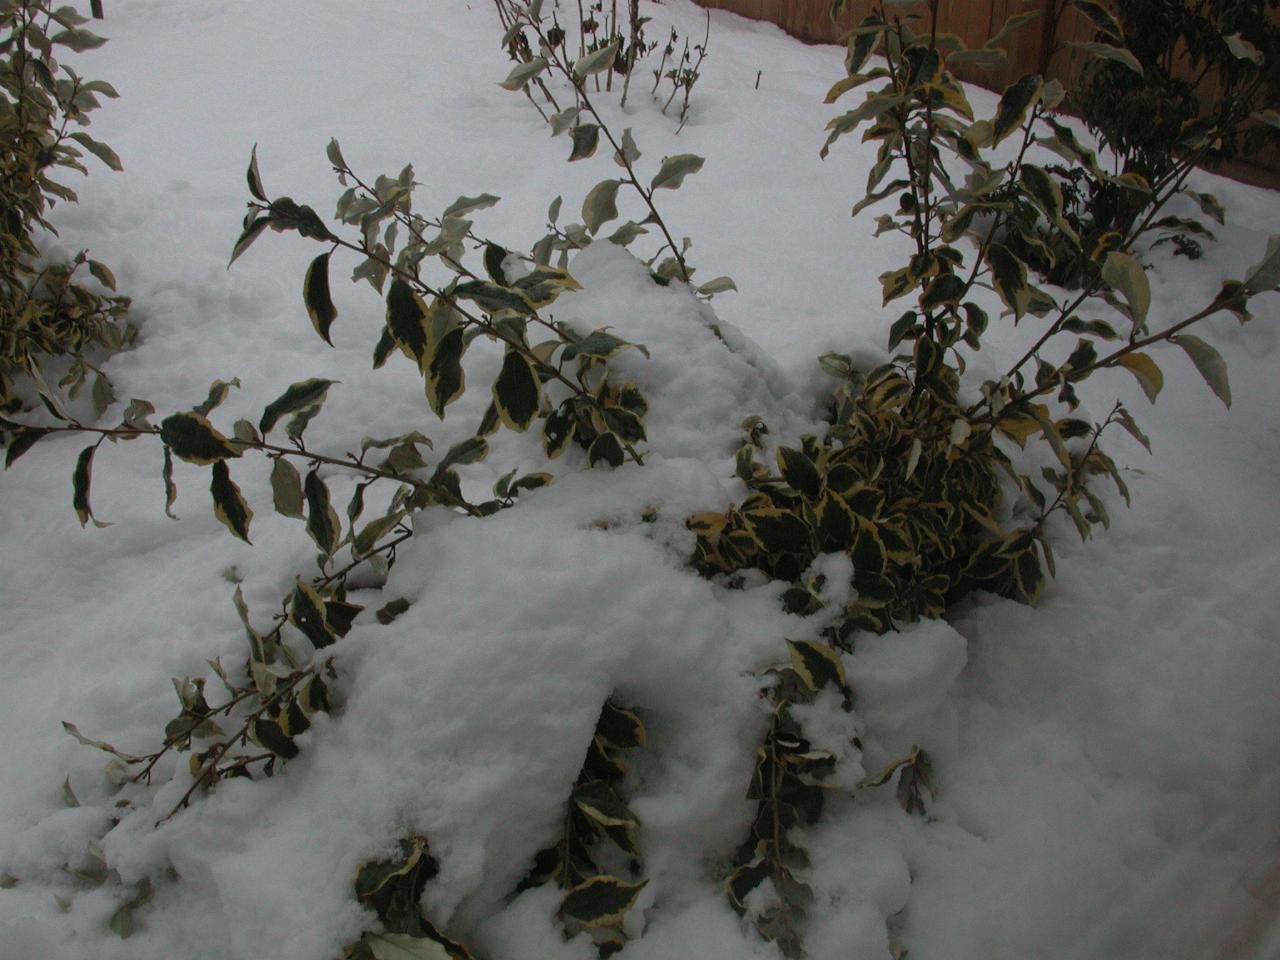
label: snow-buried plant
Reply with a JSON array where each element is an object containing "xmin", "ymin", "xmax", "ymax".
[{"xmin": 1, "ymin": 0, "xmax": 1279, "ymax": 958}]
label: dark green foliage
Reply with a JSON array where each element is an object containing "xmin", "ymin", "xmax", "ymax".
[
  {"xmin": 518, "ymin": 699, "xmax": 648, "ymax": 956},
  {"xmin": 0, "ymin": 0, "xmax": 130, "ymax": 415},
  {"xmin": 346, "ymin": 835, "xmax": 479, "ymax": 960},
  {"xmin": 1010, "ymin": 0, "xmax": 1280, "ymax": 286}
]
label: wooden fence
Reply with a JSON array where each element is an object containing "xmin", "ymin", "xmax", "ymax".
[{"xmin": 691, "ymin": 0, "xmax": 1280, "ymax": 187}]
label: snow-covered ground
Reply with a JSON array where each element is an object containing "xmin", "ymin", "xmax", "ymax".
[{"xmin": 1, "ymin": 2, "xmax": 1278, "ymax": 959}]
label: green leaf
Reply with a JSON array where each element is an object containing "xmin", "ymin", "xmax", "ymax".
[
  {"xmin": 582, "ymin": 179, "xmax": 622, "ymax": 235},
  {"xmin": 260, "ymin": 379, "xmax": 335, "ymax": 436},
  {"xmin": 1067, "ymin": 41, "xmax": 1143, "ymax": 75},
  {"xmin": 304, "ymin": 253, "xmax": 338, "ymax": 345},
  {"xmin": 72, "ymin": 444, "xmax": 102, "ymax": 527},
  {"xmin": 1115, "ymin": 352, "xmax": 1163, "ymax": 403},
  {"xmin": 597, "ymin": 701, "xmax": 645, "ymax": 748},
  {"xmin": 588, "ymin": 431, "xmax": 625, "ymax": 468},
  {"xmin": 304, "ymin": 469, "xmax": 341, "ymax": 557},
  {"xmin": 986, "ymin": 244, "xmax": 1030, "ymax": 318},
  {"xmin": 228, "ymin": 215, "xmax": 272, "ymax": 267},
  {"xmin": 569, "ymin": 124, "xmax": 600, "ymax": 161},
  {"xmin": 386, "ymin": 279, "xmax": 430, "ymax": 365},
  {"xmin": 1102, "ymin": 252, "xmax": 1150, "ymax": 330},
  {"xmin": 452, "ymin": 281, "xmax": 535, "ymax": 316},
  {"xmin": 1243, "ymin": 235, "xmax": 1280, "ymax": 294},
  {"xmin": 498, "ymin": 57, "xmax": 549, "ymax": 91},
  {"xmin": 492, "ymin": 349, "xmax": 541, "ymax": 431},
  {"xmin": 559, "ymin": 876, "xmax": 647, "ymax": 927},
  {"xmin": 1071, "ymin": 0, "xmax": 1123, "ymax": 42},
  {"xmin": 572, "ymin": 39, "xmax": 620, "ymax": 78},
  {"xmin": 162, "ymin": 446, "xmax": 178, "ymax": 518},
  {"xmin": 543, "ymin": 404, "xmax": 576, "ymax": 458},
  {"xmin": 563, "ymin": 329, "xmax": 649, "ymax": 362},
  {"xmin": 271, "ymin": 458, "xmax": 305, "ymax": 518},
  {"xmin": 435, "ymin": 436, "xmax": 489, "ymax": 476},
  {"xmin": 252, "ymin": 717, "xmax": 299, "ymax": 759},
  {"xmin": 326, "ymin": 138, "xmax": 346, "ymax": 170},
  {"xmin": 65, "ymin": 130, "xmax": 121, "ymax": 171},
  {"xmin": 787, "ymin": 639, "xmax": 847, "ymax": 693},
  {"xmin": 777, "ymin": 446, "xmax": 822, "ymax": 499},
  {"xmin": 614, "ymin": 127, "xmax": 642, "ymax": 166},
  {"xmin": 4, "ymin": 427, "xmax": 50, "ymax": 469},
  {"xmin": 743, "ymin": 506, "xmax": 811, "ymax": 555},
  {"xmin": 87, "ymin": 259, "xmax": 117, "ymax": 291},
  {"xmin": 193, "ymin": 378, "xmax": 240, "ymax": 417},
  {"xmin": 1173, "ymin": 335, "xmax": 1230, "ymax": 408},
  {"xmin": 442, "ymin": 193, "xmax": 501, "ymax": 218},
  {"xmin": 696, "ymin": 276, "xmax": 738, "ymax": 296},
  {"xmin": 650, "ymin": 154, "xmax": 705, "ymax": 191},
  {"xmin": 354, "ymin": 511, "xmax": 405, "ymax": 558},
  {"xmin": 985, "ymin": 10, "xmax": 1040, "ymax": 48},
  {"xmin": 426, "ymin": 323, "xmax": 467, "ymax": 419},
  {"xmin": 289, "ymin": 579, "xmax": 335, "ymax": 649},
  {"xmin": 210, "ymin": 461, "xmax": 253, "ymax": 543},
  {"xmin": 246, "ymin": 144, "xmax": 267, "ymax": 201},
  {"xmin": 991, "ymin": 74, "xmax": 1042, "ymax": 148},
  {"xmin": 160, "ymin": 413, "xmax": 241, "ymax": 464}
]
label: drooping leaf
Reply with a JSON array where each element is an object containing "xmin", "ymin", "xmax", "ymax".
[
  {"xmin": 386, "ymin": 279, "xmax": 430, "ymax": 365},
  {"xmin": 210, "ymin": 461, "xmax": 253, "ymax": 543},
  {"xmin": 1102, "ymin": 251, "xmax": 1150, "ymax": 331},
  {"xmin": 193, "ymin": 378, "xmax": 240, "ymax": 417},
  {"xmin": 498, "ymin": 57, "xmax": 549, "ymax": 91},
  {"xmin": 252, "ymin": 717, "xmax": 299, "ymax": 759},
  {"xmin": 1067, "ymin": 41, "xmax": 1143, "ymax": 75},
  {"xmin": 452, "ymin": 281, "xmax": 535, "ymax": 316},
  {"xmin": 559, "ymin": 876, "xmax": 647, "ymax": 928},
  {"xmin": 582, "ymin": 179, "xmax": 622, "ymax": 235},
  {"xmin": 991, "ymin": 74, "xmax": 1042, "ymax": 148},
  {"xmin": 304, "ymin": 253, "xmax": 339, "ymax": 345},
  {"xmin": 1173, "ymin": 335, "xmax": 1231, "ymax": 408},
  {"xmin": 304, "ymin": 469, "xmax": 341, "ymax": 557},
  {"xmin": 1071, "ymin": 0, "xmax": 1123, "ymax": 42},
  {"xmin": 569, "ymin": 124, "xmax": 601, "ymax": 161},
  {"xmin": 228, "ymin": 215, "xmax": 272, "ymax": 268},
  {"xmin": 1115, "ymin": 352, "xmax": 1163, "ymax": 403},
  {"xmin": 787, "ymin": 639, "xmax": 847, "ymax": 694},
  {"xmin": 271, "ymin": 458, "xmax": 305, "ymax": 518},
  {"xmin": 442, "ymin": 193, "xmax": 501, "ymax": 219},
  {"xmin": 289, "ymin": 578, "xmax": 335, "ymax": 649},
  {"xmin": 4, "ymin": 427, "xmax": 50, "ymax": 469},
  {"xmin": 588, "ymin": 431, "xmax": 625, "ymax": 468},
  {"xmin": 986, "ymin": 244, "xmax": 1029, "ymax": 318},
  {"xmin": 1243, "ymin": 235, "xmax": 1280, "ymax": 294},
  {"xmin": 160, "ymin": 413, "xmax": 242, "ymax": 464},
  {"xmin": 246, "ymin": 144, "xmax": 267, "ymax": 201},
  {"xmin": 260, "ymin": 379, "xmax": 335, "ymax": 436},
  {"xmin": 426, "ymin": 323, "xmax": 467, "ymax": 419},
  {"xmin": 650, "ymin": 154, "xmax": 705, "ymax": 191},
  {"xmin": 572, "ymin": 39, "xmax": 620, "ymax": 78},
  {"xmin": 72, "ymin": 444, "xmax": 102, "ymax": 527},
  {"xmin": 492, "ymin": 349, "xmax": 541, "ymax": 431}
]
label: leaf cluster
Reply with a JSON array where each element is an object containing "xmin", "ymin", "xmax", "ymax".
[
  {"xmin": 518, "ymin": 699, "xmax": 648, "ymax": 956},
  {"xmin": 0, "ymin": 0, "xmax": 129, "ymax": 415}
]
